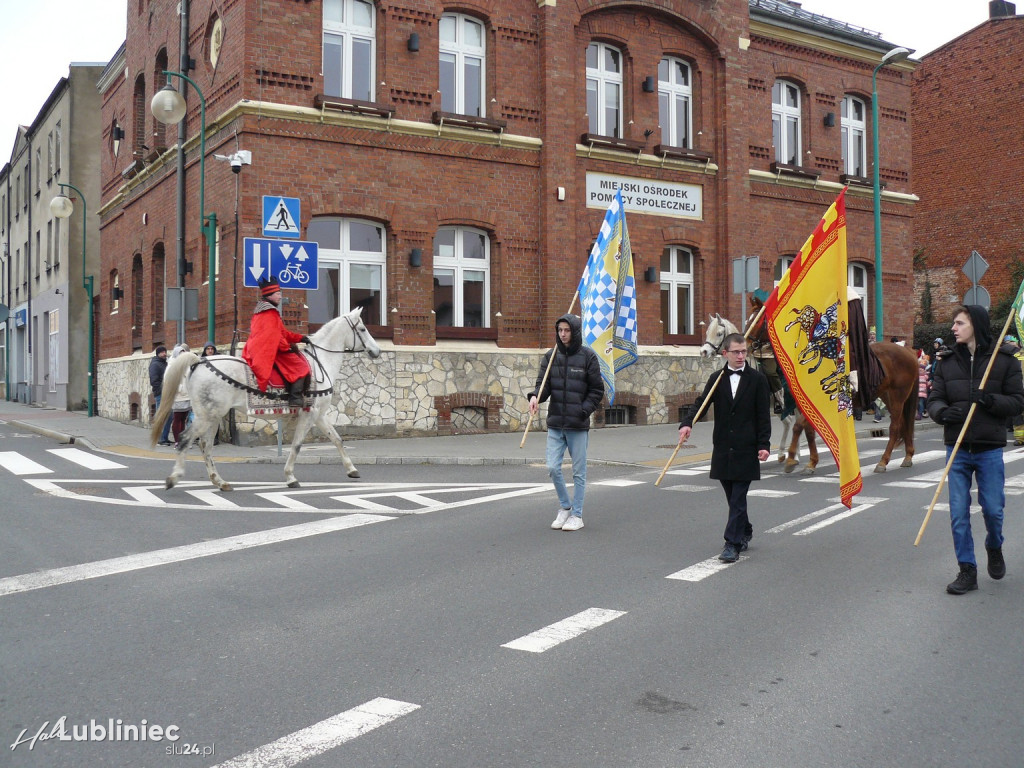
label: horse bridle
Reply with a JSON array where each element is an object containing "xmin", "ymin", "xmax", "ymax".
[{"xmin": 304, "ymin": 315, "xmax": 368, "ymax": 355}]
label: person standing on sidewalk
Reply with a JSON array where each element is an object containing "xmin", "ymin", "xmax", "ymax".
[
  {"xmin": 528, "ymin": 314, "xmax": 604, "ymax": 532},
  {"xmin": 149, "ymin": 345, "xmax": 173, "ymax": 446},
  {"xmin": 679, "ymin": 333, "xmax": 771, "ymax": 562},
  {"xmin": 927, "ymin": 305, "xmax": 1024, "ymax": 595}
]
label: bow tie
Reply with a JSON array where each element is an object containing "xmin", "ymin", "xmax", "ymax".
[{"xmin": 729, "ymin": 368, "xmax": 744, "ymax": 376}]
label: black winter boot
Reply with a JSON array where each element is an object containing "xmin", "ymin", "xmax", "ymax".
[
  {"xmin": 946, "ymin": 563, "xmax": 978, "ymax": 595},
  {"xmin": 987, "ymin": 547, "xmax": 1006, "ymax": 580},
  {"xmin": 287, "ymin": 378, "xmax": 305, "ymax": 408}
]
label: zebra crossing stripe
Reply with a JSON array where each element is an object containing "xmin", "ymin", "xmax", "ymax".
[
  {"xmin": 0, "ymin": 514, "xmax": 390, "ymax": 598},
  {"xmin": 47, "ymin": 448, "xmax": 126, "ymax": 470},
  {"xmin": 502, "ymin": 608, "xmax": 627, "ymax": 653},
  {"xmin": 210, "ymin": 698, "xmax": 420, "ymax": 768},
  {"xmin": 0, "ymin": 451, "xmax": 51, "ymax": 475},
  {"xmin": 793, "ymin": 502, "xmax": 877, "ymax": 535},
  {"xmin": 666, "ymin": 556, "xmax": 744, "ymax": 582}
]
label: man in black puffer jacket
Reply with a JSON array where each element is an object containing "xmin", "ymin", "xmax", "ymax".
[
  {"xmin": 927, "ymin": 305, "xmax": 1024, "ymax": 595},
  {"xmin": 528, "ymin": 314, "xmax": 605, "ymax": 532}
]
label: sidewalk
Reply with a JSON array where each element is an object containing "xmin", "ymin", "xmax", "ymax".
[{"xmin": 0, "ymin": 398, "xmax": 936, "ymax": 469}]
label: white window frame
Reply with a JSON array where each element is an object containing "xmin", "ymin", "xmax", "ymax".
[
  {"xmin": 772, "ymin": 80, "xmax": 801, "ymax": 165},
  {"xmin": 307, "ymin": 217, "xmax": 387, "ymax": 326},
  {"xmin": 659, "ymin": 246, "xmax": 694, "ymax": 335},
  {"xmin": 774, "ymin": 255, "xmax": 796, "ymax": 287},
  {"xmin": 439, "ymin": 13, "xmax": 486, "ymax": 117},
  {"xmin": 433, "ymin": 226, "xmax": 490, "ymax": 328},
  {"xmin": 586, "ymin": 42, "xmax": 623, "ymax": 138},
  {"xmin": 849, "ymin": 263, "xmax": 869, "ymax": 321},
  {"xmin": 840, "ymin": 95, "xmax": 867, "ymax": 177},
  {"xmin": 48, "ymin": 310, "xmax": 59, "ymax": 393},
  {"xmin": 658, "ymin": 57, "xmax": 692, "ymax": 149},
  {"xmin": 111, "ymin": 271, "xmax": 120, "ymax": 313},
  {"xmin": 322, "ymin": 0, "xmax": 375, "ymax": 101}
]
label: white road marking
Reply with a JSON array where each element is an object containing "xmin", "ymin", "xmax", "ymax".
[
  {"xmin": 0, "ymin": 451, "xmax": 51, "ymax": 475},
  {"xmin": 256, "ymin": 492, "xmax": 319, "ymax": 511},
  {"xmin": 501, "ymin": 607, "xmax": 627, "ymax": 653},
  {"xmin": 0, "ymin": 514, "xmax": 390, "ymax": 598},
  {"xmin": 884, "ymin": 481, "xmax": 933, "ymax": 488},
  {"xmin": 124, "ymin": 486, "xmax": 167, "ymax": 506},
  {"xmin": 331, "ymin": 496, "xmax": 399, "ymax": 512},
  {"xmin": 764, "ymin": 503, "xmax": 847, "ymax": 533},
  {"xmin": 793, "ymin": 502, "xmax": 878, "ymax": 535},
  {"xmin": 186, "ymin": 489, "xmax": 241, "ymax": 507},
  {"xmin": 664, "ymin": 485, "xmax": 714, "ymax": 492},
  {"xmin": 748, "ymin": 488, "xmax": 798, "ymax": 498},
  {"xmin": 47, "ymin": 448, "xmax": 127, "ymax": 470},
  {"xmin": 593, "ymin": 479, "xmax": 645, "ymax": 487},
  {"xmin": 666, "ymin": 556, "xmax": 746, "ymax": 582},
  {"xmin": 211, "ymin": 697, "xmax": 419, "ymax": 768}
]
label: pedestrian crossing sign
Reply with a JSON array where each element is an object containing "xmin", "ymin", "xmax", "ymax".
[{"xmin": 262, "ymin": 196, "xmax": 301, "ymax": 238}]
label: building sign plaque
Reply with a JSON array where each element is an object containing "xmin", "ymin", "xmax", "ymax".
[{"xmin": 585, "ymin": 172, "xmax": 702, "ymax": 220}]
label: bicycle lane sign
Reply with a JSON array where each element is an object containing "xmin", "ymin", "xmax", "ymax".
[{"xmin": 243, "ymin": 237, "xmax": 319, "ymax": 290}]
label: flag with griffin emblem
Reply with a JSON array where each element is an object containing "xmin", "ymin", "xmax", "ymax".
[
  {"xmin": 578, "ymin": 189, "xmax": 638, "ymax": 405},
  {"xmin": 763, "ymin": 188, "xmax": 862, "ymax": 507}
]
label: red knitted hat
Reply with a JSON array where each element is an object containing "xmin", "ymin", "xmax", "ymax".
[{"xmin": 259, "ymin": 277, "xmax": 281, "ymax": 297}]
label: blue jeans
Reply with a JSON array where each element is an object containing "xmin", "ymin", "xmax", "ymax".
[
  {"xmin": 154, "ymin": 394, "xmax": 172, "ymax": 442},
  {"xmin": 946, "ymin": 446, "xmax": 1004, "ymax": 566},
  {"xmin": 546, "ymin": 428, "xmax": 589, "ymax": 518}
]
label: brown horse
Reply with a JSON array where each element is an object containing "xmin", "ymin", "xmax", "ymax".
[{"xmin": 706, "ymin": 300, "xmax": 919, "ymax": 473}]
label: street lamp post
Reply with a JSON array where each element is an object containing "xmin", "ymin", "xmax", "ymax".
[
  {"xmin": 50, "ymin": 183, "xmax": 95, "ymax": 417},
  {"xmin": 152, "ymin": 71, "xmax": 218, "ymax": 346},
  {"xmin": 872, "ymin": 46, "xmax": 911, "ymax": 340}
]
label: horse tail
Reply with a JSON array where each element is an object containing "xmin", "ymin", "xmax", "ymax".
[{"xmin": 150, "ymin": 351, "xmax": 199, "ymax": 446}]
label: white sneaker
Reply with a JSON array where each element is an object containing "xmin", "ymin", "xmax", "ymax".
[
  {"xmin": 561, "ymin": 516, "xmax": 584, "ymax": 532},
  {"xmin": 551, "ymin": 508, "xmax": 572, "ymax": 529}
]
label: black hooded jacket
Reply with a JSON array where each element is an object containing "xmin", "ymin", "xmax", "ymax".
[
  {"xmin": 926, "ymin": 305, "xmax": 1024, "ymax": 449},
  {"xmin": 529, "ymin": 314, "xmax": 605, "ymax": 430},
  {"xmin": 149, "ymin": 347, "xmax": 168, "ymax": 396}
]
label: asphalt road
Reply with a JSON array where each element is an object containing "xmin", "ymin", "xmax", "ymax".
[{"xmin": 3, "ymin": 424, "xmax": 1023, "ymax": 767}]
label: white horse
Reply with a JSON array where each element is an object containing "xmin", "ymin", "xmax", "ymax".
[
  {"xmin": 700, "ymin": 313, "xmax": 800, "ymax": 465},
  {"xmin": 150, "ymin": 307, "xmax": 381, "ymax": 491}
]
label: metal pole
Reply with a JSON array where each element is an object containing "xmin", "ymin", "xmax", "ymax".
[{"xmin": 871, "ymin": 61, "xmax": 884, "ymax": 341}]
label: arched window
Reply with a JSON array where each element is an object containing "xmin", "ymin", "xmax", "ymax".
[
  {"xmin": 658, "ymin": 57, "xmax": 692, "ymax": 149},
  {"xmin": 433, "ymin": 227, "xmax": 489, "ymax": 328},
  {"xmin": 153, "ymin": 50, "xmax": 169, "ymax": 151},
  {"xmin": 841, "ymin": 95, "xmax": 867, "ymax": 177},
  {"xmin": 772, "ymin": 80, "xmax": 801, "ymax": 165},
  {"xmin": 132, "ymin": 254, "xmax": 144, "ymax": 348},
  {"xmin": 439, "ymin": 13, "xmax": 485, "ymax": 116},
  {"xmin": 586, "ymin": 42, "xmax": 622, "ymax": 137},
  {"xmin": 322, "ymin": 0, "xmax": 375, "ymax": 101},
  {"xmin": 306, "ymin": 217, "xmax": 386, "ymax": 328},
  {"xmin": 110, "ymin": 270, "xmax": 121, "ymax": 313},
  {"xmin": 152, "ymin": 243, "xmax": 165, "ymax": 328},
  {"xmin": 659, "ymin": 246, "xmax": 695, "ymax": 336}
]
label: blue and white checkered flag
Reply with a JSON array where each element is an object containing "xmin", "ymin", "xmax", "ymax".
[{"xmin": 578, "ymin": 190, "xmax": 638, "ymax": 404}]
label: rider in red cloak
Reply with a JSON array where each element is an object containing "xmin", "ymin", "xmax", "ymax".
[{"xmin": 243, "ymin": 276, "xmax": 311, "ymax": 406}]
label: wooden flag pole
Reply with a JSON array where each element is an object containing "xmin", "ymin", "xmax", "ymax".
[
  {"xmin": 914, "ymin": 312, "xmax": 1015, "ymax": 546},
  {"xmin": 655, "ymin": 304, "xmax": 767, "ymax": 486},
  {"xmin": 520, "ymin": 292, "xmax": 580, "ymax": 449}
]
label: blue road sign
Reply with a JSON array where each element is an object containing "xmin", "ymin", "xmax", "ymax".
[
  {"xmin": 244, "ymin": 238, "xmax": 319, "ymax": 290},
  {"xmin": 262, "ymin": 196, "xmax": 301, "ymax": 238}
]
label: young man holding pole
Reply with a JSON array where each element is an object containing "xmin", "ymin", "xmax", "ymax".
[
  {"xmin": 679, "ymin": 333, "xmax": 771, "ymax": 562},
  {"xmin": 927, "ymin": 305, "xmax": 1024, "ymax": 595},
  {"xmin": 528, "ymin": 314, "xmax": 604, "ymax": 532}
]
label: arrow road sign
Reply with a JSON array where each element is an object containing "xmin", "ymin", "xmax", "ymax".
[
  {"xmin": 244, "ymin": 237, "xmax": 319, "ymax": 290},
  {"xmin": 262, "ymin": 196, "xmax": 301, "ymax": 238}
]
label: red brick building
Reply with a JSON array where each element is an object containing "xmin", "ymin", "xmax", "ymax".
[
  {"xmin": 96, "ymin": 0, "xmax": 917, "ymax": 433},
  {"xmin": 912, "ymin": 0, "xmax": 1023, "ymax": 324}
]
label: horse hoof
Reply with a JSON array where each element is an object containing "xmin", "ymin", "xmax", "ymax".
[
  {"xmin": 873, "ymin": 464, "xmax": 888, "ymax": 474},
  {"xmin": 901, "ymin": 459, "xmax": 913, "ymax": 468},
  {"xmin": 784, "ymin": 461, "xmax": 798, "ymax": 474},
  {"xmin": 220, "ymin": 483, "xmax": 234, "ymax": 492},
  {"xmin": 347, "ymin": 469, "xmax": 360, "ymax": 479},
  {"xmin": 165, "ymin": 477, "xmax": 176, "ymax": 489},
  {"xmin": 288, "ymin": 480, "xmax": 300, "ymax": 488},
  {"xmin": 801, "ymin": 466, "xmax": 815, "ymax": 475},
  {"xmin": 777, "ymin": 455, "xmax": 786, "ymax": 463}
]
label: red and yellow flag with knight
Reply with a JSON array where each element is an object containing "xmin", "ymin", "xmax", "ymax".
[{"xmin": 763, "ymin": 188, "xmax": 862, "ymax": 507}]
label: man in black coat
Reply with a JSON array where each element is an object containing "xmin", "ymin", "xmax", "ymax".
[
  {"xmin": 148, "ymin": 345, "xmax": 172, "ymax": 446},
  {"xmin": 528, "ymin": 314, "xmax": 605, "ymax": 532},
  {"xmin": 679, "ymin": 332, "xmax": 771, "ymax": 562},
  {"xmin": 927, "ymin": 304, "xmax": 1024, "ymax": 594}
]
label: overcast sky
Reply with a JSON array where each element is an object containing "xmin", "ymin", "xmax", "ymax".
[{"xmin": 0, "ymin": 0, "xmax": 997, "ymax": 161}]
